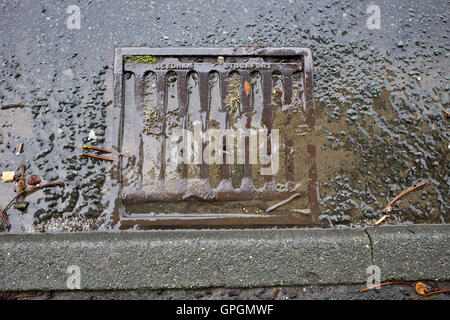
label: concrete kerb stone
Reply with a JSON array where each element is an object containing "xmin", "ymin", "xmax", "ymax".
[
  {"xmin": 0, "ymin": 225, "xmax": 447, "ymax": 291},
  {"xmin": 366, "ymin": 224, "xmax": 449, "ymax": 282},
  {"xmin": 1, "ymin": 228, "xmax": 370, "ymax": 291}
]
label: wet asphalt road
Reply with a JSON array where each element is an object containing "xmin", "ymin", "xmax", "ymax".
[{"xmin": 0, "ymin": 0, "xmax": 448, "ymax": 232}]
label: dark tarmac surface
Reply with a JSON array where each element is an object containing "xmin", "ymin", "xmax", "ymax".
[
  {"xmin": 2, "ymin": 282, "xmax": 449, "ymax": 300},
  {"xmin": 0, "ymin": 0, "xmax": 448, "ymax": 232}
]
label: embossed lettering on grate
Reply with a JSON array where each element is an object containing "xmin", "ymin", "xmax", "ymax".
[{"xmin": 112, "ymin": 47, "xmax": 319, "ymax": 229}]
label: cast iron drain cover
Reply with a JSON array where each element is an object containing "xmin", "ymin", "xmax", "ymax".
[{"xmin": 112, "ymin": 47, "xmax": 319, "ymax": 229}]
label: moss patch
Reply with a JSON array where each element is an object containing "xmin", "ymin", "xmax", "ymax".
[
  {"xmin": 225, "ymin": 73, "xmax": 241, "ymax": 113},
  {"xmin": 143, "ymin": 106, "xmax": 158, "ymax": 135},
  {"xmin": 124, "ymin": 55, "xmax": 157, "ymax": 64}
]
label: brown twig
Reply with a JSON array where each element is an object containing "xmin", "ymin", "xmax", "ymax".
[
  {"xmin": 82, "ymin": 145, "xmax": 129, "ymax": 158},
  {"xmin": 80, "ymin": 153, "xmax": 114, "ymax": 162},
  {"xmin": 360, "ymin": 281, "xmax": 413, "ymax": 292},
  {"xmin": 425, "ymin": 281, "xmax": 440, "ymax": 291},
  {"xmin": 5, "ymin": 293, "xmax": 42, "ymax": 300},
  {"xmin": 18, "ymin": 164, "xmax": 26, "ymax": 203},
  {"xmin": 4, "ymin": 182, "xmax": 64, "ymax": 212},
  {"xmin": 0, "ymin": 182, "xmax": 64, "ymax": 227},
  {"xmin": 361, "ymin": 280, "xmax": 449, "ymax": 300},
  {"xmin": 443, "ymin": 110, "xmax": 450, "ymax": 117},
  {"xmin": 1, "ymin": 103, "xmax": 24, "ymax": 110},
  {"xmin": 266, "ymin": 193, "xmax": 301, "ymax": 213},
  {"xmin": 415, "ymin": 289, "xmax": 450, "ymax": 300},
  {"xmin": 0, "ymin": 208, "xmax": 8, "ymax": 228},
  {"xmin": 382, "ymin": 181, "xmax": 428, "ymax": 213}
]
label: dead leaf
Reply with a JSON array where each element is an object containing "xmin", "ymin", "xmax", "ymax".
[
  {"xmin": 244, "ymin": 81, "xmax": 250, "ymax": 96},
  {"xmin": 415, "ymin": 282, "xmax": 428, "ymax": 295}
]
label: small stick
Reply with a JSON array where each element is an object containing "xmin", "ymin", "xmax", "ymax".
[
  {"xmin": 415, "ymin": 289, "xmax": 450, "ymax": 300},
  {"xmin": 0, "ymin": 182, "xmax": 63, "ymax": 227},
  {"xmin": 82, "ymin": 145, "xmax": 129, "ymax": 158},
  {"xmin": 360, "ymin": 281, "xmax": 413, "ymax": 293},
  {"xmin": 382, "ymin": 181, "xmax": 428, "ymax": 213},
  {"xmin": 19, "ymin": 164, "xmax": 25, "ymax": 203},
  {"xmin": 1, "ymin": 103, "xmax": 24, "ymax": 110},
  {"xmin": 374, "ymin": 215, "xmax": 389, "ymax": 226},
  {"xmin": 443, "ymin": 110, "xmax": 450, "ymax": 117},
  {"xmin": 4, "ymin": 182, "xmax": 64, "ymax": 212},
  {"xmin": 8, "ymin": 293, "xmax": 42, "ymax": 300},
  {"xmin": 425, "ymin": 281, "xmax": 440, "ymax": 291},
  {"xmin": 290, "ymin": 209, "xmax": 311, "ymax": 216},
  {"xmin": 80, "ymin": 153, "xmax": 114, "ymax": 162},
  {"xmin": 0, "ymin": 208, "xmax": 8, "ymax": 228},
  {"xmin": 266, "ymin": 193, "xmax": 301, "ymax": 213},
  {"xmin": 16, "ymin": 142, "xmax": 24, "ymax": 155}
]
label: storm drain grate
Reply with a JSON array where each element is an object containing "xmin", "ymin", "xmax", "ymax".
[{"xmin": 112, "ymin": 47, "xmax": 319, "ymax": 229}]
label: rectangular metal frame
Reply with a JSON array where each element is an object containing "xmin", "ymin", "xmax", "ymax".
[{"xmin": 112, "ymin": 47, "xmax": 319, "ymax": 229}]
